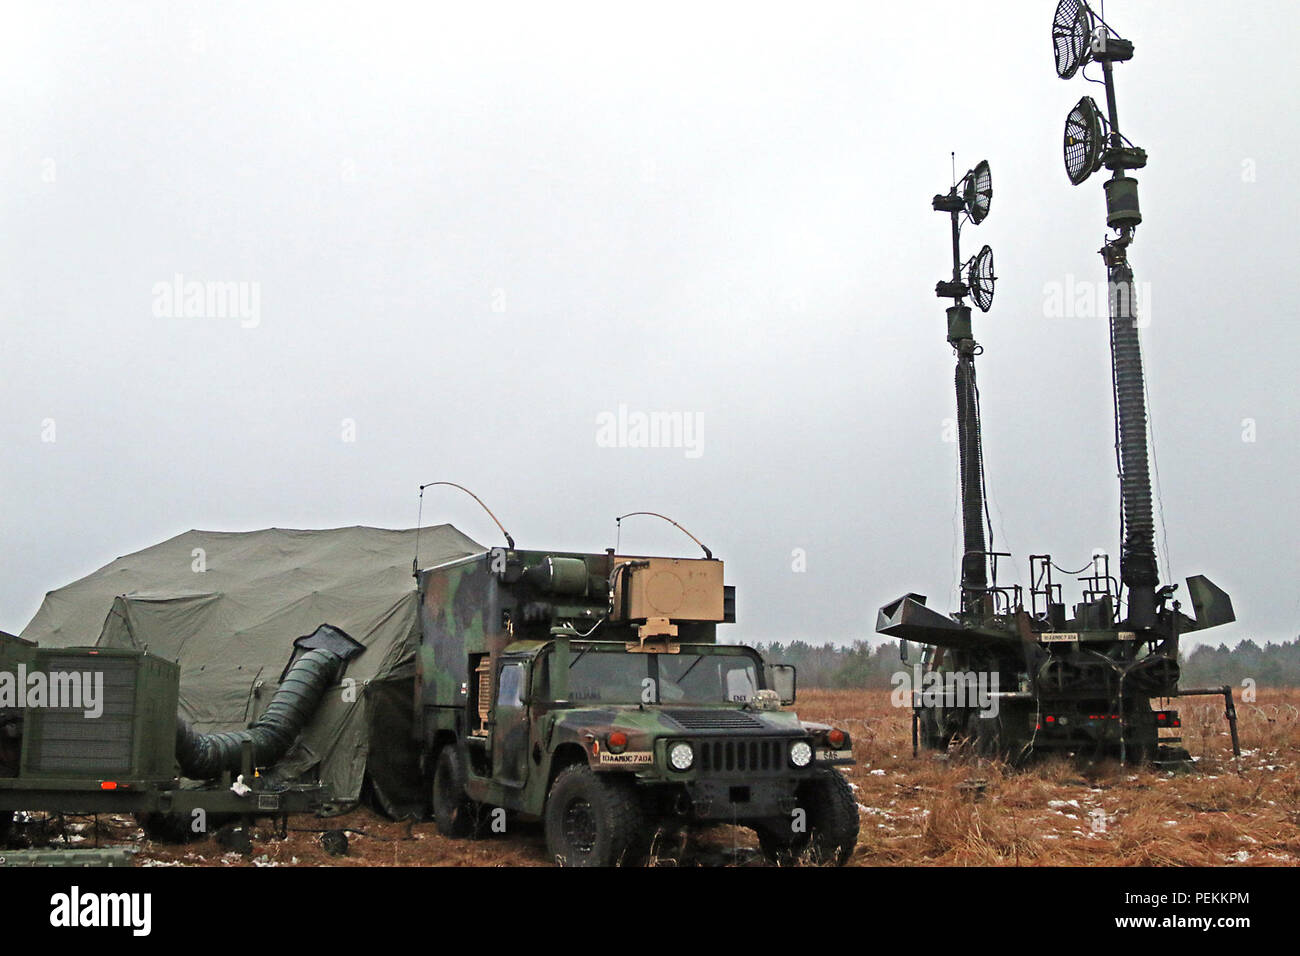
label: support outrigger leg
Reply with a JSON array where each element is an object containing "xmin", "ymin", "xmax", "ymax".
[
  {"xmin": 1222, "ymin": 686, "xmax": 1242, "ymax": 760},
  {"xmin": 1179, "ymin": 685, "xmax": 1243, "ymax": 761}
]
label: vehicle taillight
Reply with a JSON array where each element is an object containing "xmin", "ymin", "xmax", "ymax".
[
  {"xmin": 607, "ymin": 731, "xmax": 628, "ymax": 754},
  {"xmin": 828, "ymin": 729, "xmax": 846, "ymax": 748}
]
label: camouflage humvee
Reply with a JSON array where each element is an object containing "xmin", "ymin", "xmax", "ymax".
[{"xmin": 416, "ymin": 548, "xmax": 859, "ymax": 866}]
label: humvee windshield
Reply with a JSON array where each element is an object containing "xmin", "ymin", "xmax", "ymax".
[{"xmin": 552, "ymin": 646, "xmax": 760, "ymax": 705}]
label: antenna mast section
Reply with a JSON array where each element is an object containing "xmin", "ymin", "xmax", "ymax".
[
  {"xmin": 1054, "ymin": 0, "xmax": 1155, "ymax": 626},
  {"xmin": 933, "ymin": 160, "xmax": 997, "ymax": 618}
]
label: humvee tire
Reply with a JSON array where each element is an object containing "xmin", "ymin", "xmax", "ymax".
[
  {"xmin": 544, "ymin": 765, "xmax": 645, "ymax": 867},
  {"xmin": 753, "ymin": 821, "xmax": 800, "ymax": 865},
  {"xmin": 755, "ymin": 768, "xmax": 859, "ymax": 866},
  {"xmin": 432, "ymin": 746, "xmax": 484, "ymax": 838}
]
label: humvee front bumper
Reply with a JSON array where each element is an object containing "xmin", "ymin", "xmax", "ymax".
[{"xmin": 681, "ymin": 778, "xmax": 800, "ymax": 820}]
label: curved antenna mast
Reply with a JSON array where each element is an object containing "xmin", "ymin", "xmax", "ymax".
[
  {"xmin": 415, "ymin": 482, "xmax": 515, "ymax": 573},
  {"xmin": 615, "ymin": 512, "xmax": 713, "ymax": 560}
]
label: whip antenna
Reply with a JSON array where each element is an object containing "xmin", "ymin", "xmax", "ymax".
[
  {"xmin": 615, "ymin": 512, "xmax": 713, "ymax": 560},
  {"xmin": 414, "ymin": 481, "xmax": 515, "ymax": 574}
]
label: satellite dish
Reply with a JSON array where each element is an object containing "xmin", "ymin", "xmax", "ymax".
[
  {"xmin": 1064, "ymin": 96, "xmax": 1104, "ymax": 185},
  {"xmin": 967, "ymin": 245, "xmax": 996, "ymax": 313},
  {"xmin": 963, "ymin": 160, "xmax": 992, "ymax": 225},
  {"xmin": 1052, "ymin": 0, "xmax": 1093, "ymax": 79}
]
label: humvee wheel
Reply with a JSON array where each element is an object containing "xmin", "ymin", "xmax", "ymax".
[
  {"xmin": 544, "ymin": 765, "xmax": 644, "ymax": 867},
  {"xmin": 432, "ymin": 746, "xmax": 483, "ymax": 838},
  {"xmin": 753, "ymin": 821, "xmax": 800, "ymax": 866},
  {"xmin": 756, "ymin": 769, "xmax": 859, "ymax": 866}
]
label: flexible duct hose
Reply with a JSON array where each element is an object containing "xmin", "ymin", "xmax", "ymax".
[{"xmin": 176, "ymin": 647, "xmax": 343, "ymax": 779}]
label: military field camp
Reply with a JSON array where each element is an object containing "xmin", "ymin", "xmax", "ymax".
[{"xmin": 2, "ymin": 0, "xmax": 1293, "ymax": 941}]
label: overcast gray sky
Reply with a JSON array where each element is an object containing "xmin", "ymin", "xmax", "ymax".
[{"xmin": 2, "ymin": 1, "xmax": 1296, "ymax": 649}]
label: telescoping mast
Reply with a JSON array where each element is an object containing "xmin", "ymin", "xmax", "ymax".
[{"xmin": 877, "ymin": 2, "xmax": 1240, "ymax": 765}]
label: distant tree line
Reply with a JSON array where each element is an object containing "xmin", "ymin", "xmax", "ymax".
[
  {"xmin": 756, "ymin": 638, "xmax": 1300, "ymax": 690},
  {"xmin": 754, "ymin": 641, "xmax": 903, "ymax": 690},
  {"xmin": 1180, "ymin": 638, "xmax": 1300, "ymax": 689}
]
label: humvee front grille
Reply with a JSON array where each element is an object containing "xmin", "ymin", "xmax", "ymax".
[
  {"xmin": 667, "ymin": 710, "xmax": 764, "ymax": 731},
  {"xmin": 697, "ymin": 738, "xmax": 785, "ymax": 775}
]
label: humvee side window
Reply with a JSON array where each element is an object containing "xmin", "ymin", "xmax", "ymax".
[{"xmin": 497, "ymin": 662, "xmax": 525, "ymax": 708}]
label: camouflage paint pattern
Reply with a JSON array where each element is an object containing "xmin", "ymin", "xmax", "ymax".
[{"xmin": 415, "ymin": 549, "xmax": 852, "ymax": 821}]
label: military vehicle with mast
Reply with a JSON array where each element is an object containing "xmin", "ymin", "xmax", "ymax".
[
  {"xmin": 412, "ymin": 492, "xmax": 859, "ymax": 866},
  {"xmin": 877, "ymin": 1, "xmax": 1240, "ymax": 764}
]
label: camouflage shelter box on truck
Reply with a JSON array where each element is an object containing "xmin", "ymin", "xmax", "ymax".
[
  {"xmin": 18, "ymin": 525, "xmax": 483, "ymax": 816},
  {"xmin": 417, "ymin": 547, "xmax": 860, "ymax": 865}
]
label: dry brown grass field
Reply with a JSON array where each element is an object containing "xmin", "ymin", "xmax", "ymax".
[{"xmin": 59, "ymin": 688, "xmax": 1300, "ymax": 867}]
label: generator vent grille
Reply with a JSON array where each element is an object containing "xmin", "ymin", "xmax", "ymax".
[{"xmin": 25, "ymin": 657, "xmax": 137, "ymax": 774}]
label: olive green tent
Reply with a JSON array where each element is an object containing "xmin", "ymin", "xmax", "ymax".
[{"xmin": 20, "ymin": 525, "xmax": 484, "ymax": 816}]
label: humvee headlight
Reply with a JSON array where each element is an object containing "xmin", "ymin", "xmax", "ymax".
[
  {"xmin": 789, "ymin": 741, "xmax": 813, "ymax": 768},
  {"xmin": 668, "ymin": 741, "xmax": 694, "ymax": 771}
]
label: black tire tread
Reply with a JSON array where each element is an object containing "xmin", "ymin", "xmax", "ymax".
[
  {"xmin": 804, "ymin": 768, "xmax": 860, "ymax": 865},
  {"xmin": 757, "ymin": 769, "xmax": 859, "ymax": 866},
  {"xmin": 544, "ymin": 765, "xmax": 646, "ymax": 867}
]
